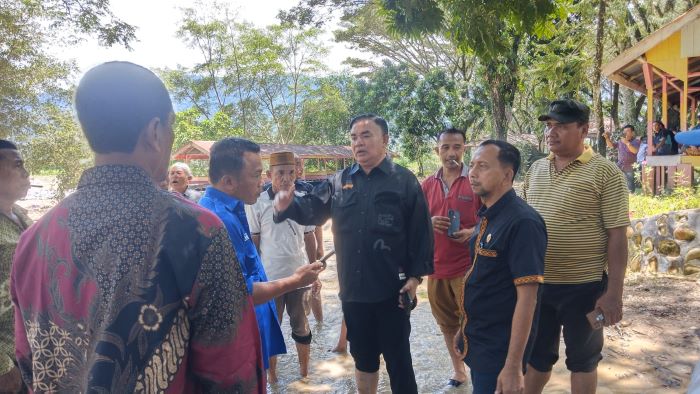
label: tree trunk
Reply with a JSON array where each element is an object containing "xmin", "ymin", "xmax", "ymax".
[
  {"xmin": 622, "ymin": 87, "xmax": 638, "ymax": 126},
  {"xmin": 592, "ymin": 0, "xmax": 607, "ymax": 156},
  {"xmin": 485, "ymin": 36, "xmax": 520, "ymax": 141},
  {"xmin": 487, "ymin": 75, "xmax": 509, "ymax": 141},
  {"xmin": 611, "ymin": 81, "xmax": 620, "ymax": 129}
]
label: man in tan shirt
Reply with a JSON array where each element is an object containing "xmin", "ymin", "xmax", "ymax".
[
  {"xmin": 0, "ymin": 140, "xmax": 31, "ymax": 392},
  {"xmin": 523, "ymin": 100, "xmax": 629, "ymax": 394}
]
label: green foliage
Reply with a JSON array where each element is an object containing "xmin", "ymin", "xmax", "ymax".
[
  {"xmin": 1, "ymin": 0, "xmax": 135, "ymax": 140},
  {"xmin": 173, "ymin": 108, "xmax": 246, "ymax": 151},
  {"xmin": 299, "ymin": 75, "xmax": 352, "ymax": 145},
  {"xmin": 21, "ymin": 105, "xmax": 92, "ymax": 199},
  {"xmin": 629, "ymin": 186, "xmax": 700, "ymax": 219},
  {"xmin": 163, "ymin": 3, "xmax": 329, "ymax": 144}
]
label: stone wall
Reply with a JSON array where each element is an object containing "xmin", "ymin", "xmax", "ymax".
[{"xmin": 628, "ymin": 208, "xmax": 700, "ymax": 275}]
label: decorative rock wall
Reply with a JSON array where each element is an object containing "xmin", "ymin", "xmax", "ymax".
[{"xmin": 628, "ymin": 208, "xmax": 700, "ymax": 275}]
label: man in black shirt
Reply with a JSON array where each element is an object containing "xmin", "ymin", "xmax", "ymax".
[
  {"xmin": 454, "ymin": 140, "xmax": 547, "ymax": 394},
  {"xmin": 274, "ymin": 114, "xmax": 434, "ymax": 394}
]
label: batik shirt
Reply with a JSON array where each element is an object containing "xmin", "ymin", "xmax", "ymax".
[
  {"xmin": 200, "ymin": 187, "xmax": 286, "ymax": 370},
  {"xmin": 0, "ymin": 205, "xmax": 31, "ymax": 375},
  {"xmin": 11, "ymin": 165, "xmax": 264, "ymax": 393}
]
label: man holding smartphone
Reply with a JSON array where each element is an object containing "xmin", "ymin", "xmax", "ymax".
[
  {"xmin": 523, "ymin": 100, "xmax": 629, "ymax": 394},
  {"xmin": 421, "ymin": 128, "xmax": 480, "ymax": 388}
]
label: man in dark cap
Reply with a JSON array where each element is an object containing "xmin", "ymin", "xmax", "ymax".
[{"xmin": 523, "ymin": 99, "xmax": 629, "ymax": 394}]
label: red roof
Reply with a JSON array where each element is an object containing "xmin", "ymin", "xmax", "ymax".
[{"xmin": 172, "ymin": 140, "xmax": 354, "ymax": 161}]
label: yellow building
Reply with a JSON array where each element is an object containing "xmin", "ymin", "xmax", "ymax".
[{"xmin": 603, "ymin": 5, "xmax": 700, "ymax": 193}]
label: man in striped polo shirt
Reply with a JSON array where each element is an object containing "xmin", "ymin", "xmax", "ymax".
[{"xmin": 523, "ymin": 100, "xmax": 629, "ymax": 394}]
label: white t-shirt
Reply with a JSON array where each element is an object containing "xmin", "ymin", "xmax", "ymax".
[{"xmin": 245, "ymin": 188, "xmax": 315, "ymax": 282}]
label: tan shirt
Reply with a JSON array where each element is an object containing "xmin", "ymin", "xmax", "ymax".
[
  {"xmin": 0, "ymin": 205, "xmax": 32, "ymax": 374},
  {"xmin": 522, "ymin": 147, "xmax": 629, "ymax": 284}
]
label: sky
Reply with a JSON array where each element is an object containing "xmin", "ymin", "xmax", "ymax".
[{"xmin": 51, "ymin": 0, "xmax": 358, "ymax": 80}]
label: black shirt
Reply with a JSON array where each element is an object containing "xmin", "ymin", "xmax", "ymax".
[
  {"xmin": 294, "ymin": 180, "xmax": 314, "ymax": 194},
  {"xmin": 462, "ymin": 189, "xmax": 547, "ymax": 373},
  {"xmin": 275, "ymin": 158, "xmax": 434, "ymax": 303}
]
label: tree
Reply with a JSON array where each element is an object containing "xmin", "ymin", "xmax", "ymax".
[
  {"xmin": 21, "ymin": 104, "xmax": 92, "ymax": 198},
  {"xmin": 334, "ymin": 3, "xmax": 474, "ymax": 81},
  {"xmin": 1, "ymin": 0, "xmax": 136, "ymax": 140},
  {"xmin": 165, "ymin": 2, "xmax": 329, "ymax": 144},
  {"xmin": 379, "ymin": 1, "xmax": 564, "ymax": 141},
  {"xmin": 299, "ymin": 75, "xmax": 353, "ymax": 145},
  {"xmin": 281, "ymin": 0, "xmax": 563, "ymax": 141}
]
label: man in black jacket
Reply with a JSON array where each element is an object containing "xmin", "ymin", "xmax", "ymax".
[{"xmin": 274, "ymin": 114, "xmax": 434, "ymax": 394}]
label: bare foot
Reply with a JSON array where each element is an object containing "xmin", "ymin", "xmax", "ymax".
[
  {"xmin": 268, "ymin": 371, "xmax": 278, "ymax": 384},
  {"xmin": 330, "ymin": 345, "xmax": 347, "ymax": 354}
]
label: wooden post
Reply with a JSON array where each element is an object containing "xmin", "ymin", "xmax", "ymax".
[
  {"xmin": 681, "ymin": 80, "xmax": 688, "ymax": 131},
  {"xmin": 643, "ymin": 63, "xmax": 656, "ymax": 194},
  {"xmin": 692, "ymin": 97, "xmax": 697, "ymax": 127},
  {"xmin": 662, "ymin": 77, "xmax": 668, "ymax": 125}
]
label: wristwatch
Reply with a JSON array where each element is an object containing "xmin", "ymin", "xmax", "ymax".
[{"xmin": 412, "ymin": 276, "xmax": 423, "ymax": 285}]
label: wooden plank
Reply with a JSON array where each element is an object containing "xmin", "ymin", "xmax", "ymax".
[
  {"xmin": 644, "ymin": 63, "xmax": 655, "ymax": 159},
  {"xmin": 663, "ymin": 77, "xmax": 669, "ymax": 124},
  {"xmin": 607, "ymin": 73, "xmax": 649, "ymax": 95}
]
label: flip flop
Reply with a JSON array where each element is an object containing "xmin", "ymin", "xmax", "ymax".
[{"xmin": 447, "ymin": 379, "xmax": 464, "ymax": 387}]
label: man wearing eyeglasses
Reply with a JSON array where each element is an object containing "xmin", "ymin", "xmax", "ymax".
[{"xmin": 523, "ymin": 100, "xmax": 629, "ymax": 394}]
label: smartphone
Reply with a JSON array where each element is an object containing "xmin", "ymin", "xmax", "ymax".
[
  {"xmin": 447, "ymin": 209, "xmax": 460, "ymax": 238},
  {"xmin": 401, "ymin": 292, "xmax": 413, "ymax": 317},
  {"xmin": 586, "ymin": 308, "xmax": 605, "ymax": 330},
  {"xmin": 317, "ymin": 250, "xmax": 335, "ymax": 269}
]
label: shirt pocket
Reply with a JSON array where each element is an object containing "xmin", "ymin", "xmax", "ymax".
[
  {"xmin": 332, "ymin": 190, "xmax": 359, "ymax": 233},
  {"xmin": 372, "ymin": 191, "xmax": 404, "ymax": 235}
]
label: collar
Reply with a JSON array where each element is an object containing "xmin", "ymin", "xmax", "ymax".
[
  {"xmin": 477, "ymin": 189, "xmax": 516, "ymax": 220},
  {"xmin": 78, "ymin": 165, "xmax": 155, "ymax": 189},
  {"xmin": 203, "ymin": 186, "xmax": 244, "ymax": 211},
  {"xmin": 349, "ymin": 156, "xmax": 392, "ymax": 176},
  {"xmin": 547, "ymin": 146, "xmax": 593, "ymax": 164},
  {"xmin": 1, "ymin": 204, "xmax": 31, "ymax": 231},
  {"xmin": 435, "ymin": 162, "xmax": 468, "ymax": 180}
]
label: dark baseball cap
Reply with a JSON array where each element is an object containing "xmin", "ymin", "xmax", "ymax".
[{"xmin": 538, "ymin": 99, "xmax": 590, "ymax": 123}]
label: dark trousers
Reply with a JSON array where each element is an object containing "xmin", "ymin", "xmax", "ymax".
[
  {"xmin": 623, "ymin": 170, "xmax": 635, "ymax": 193},
  {"xmin": 470, "ymin": 369, "xmax": 499, "ymax": 394},
  {"xmin": 342, "ymin": 297, "xmax": 417, "ymax": 394}
]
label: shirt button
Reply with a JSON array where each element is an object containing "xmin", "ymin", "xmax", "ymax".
[
  {"xmin": 360, "ymin": 211, "xmax": 365, "ymax": 215},
  {"xmin": 357, "ymin": 249, "xmax": 361, "ymax": 254},
  {"xmin": 358, "ymin": 229, "xmax": 362, "ymax": 234}
]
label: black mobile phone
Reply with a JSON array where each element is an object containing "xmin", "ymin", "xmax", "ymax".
[
  {"xmin": 401, "ymin": 292, "xmax": 413, "ymax": 317},
  {"xmin": 447, "ymin": 209, "xmax": 460, "ymax": 238},
  {"xmin": 317, "ymin": 250, "xmax": 335, "ymax": 269}
]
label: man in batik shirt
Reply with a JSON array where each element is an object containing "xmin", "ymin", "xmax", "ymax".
[
  {"xmin": 0, "ymin": 139, "xmax": 31, "ymax": 392},
  {"xmin": 11, "ymin": 61, "xmax": 264, "ymax": 393}
]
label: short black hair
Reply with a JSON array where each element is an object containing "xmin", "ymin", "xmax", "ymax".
[
  {"xmin": 438, "ymin": 127, "xmax": 466, "ymax": 143},
  {"xmin": 74, "ymin": 61, "xmax": 173, "ymax": 154},
  {"xmin": 0, "ymin": 140, "xmax": 18, "ymax": 151},
  {"xmin": 478, "ymin": 139, "xmax": 521, "ymax": 182},
  {"xmin": 622, "ymin": 124, "xmax": 635, "ymax": 131},
  {"xmin": 0, "ymin": 139, "xmax": 18, "ymax": 162},
  {"xmin": 349, "ymin": 114, "xmax": 389, "ymax": 135},
  {"xmin": 208, "ymin": 137, "xmax": 261, "ymax": 183}
]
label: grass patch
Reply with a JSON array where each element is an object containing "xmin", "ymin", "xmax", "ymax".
[{"xmin": 629, "ymin": 186, "xmax": 700, "ymax": 219}]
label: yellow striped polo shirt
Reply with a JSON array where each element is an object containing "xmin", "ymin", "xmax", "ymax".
[{"xmin": 522, "ymin": 147, "xmax": 629, "ymax": 284}]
